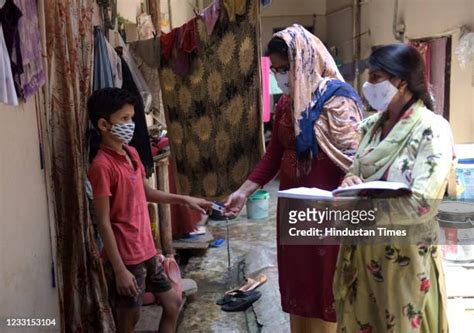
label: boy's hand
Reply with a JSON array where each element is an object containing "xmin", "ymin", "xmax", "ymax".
[
  {"xmin": 184, "ymin": 196, "xmax": 212, "ymax": 214},
  {"xmin": 115, "ymin": 269, "xmax": 139, "ymax": 297}
]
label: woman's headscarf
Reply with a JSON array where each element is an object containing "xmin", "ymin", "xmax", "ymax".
[{"xmin": 274, "ymin": 24, "xmax": 344, "ymax": 137}]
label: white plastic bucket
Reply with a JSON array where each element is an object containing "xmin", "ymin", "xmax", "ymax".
[{"xmin": 246, "ymin": 190, "xmax": 270, "ymax": 219}]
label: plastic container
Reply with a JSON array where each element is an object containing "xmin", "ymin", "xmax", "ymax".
[
  {"xmin": 456, "ymin": 158, "xmax": 474, "ymax": 201},
  {"xmin": 438, "ymin": 201, "xmax": 474, "ymax": 262},
  {"xmin": 246, "ymin": 190, "xmax": 270, "ymax": 219}
]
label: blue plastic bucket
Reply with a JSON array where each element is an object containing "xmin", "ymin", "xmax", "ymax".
[
  {"xmin": 246, "ymin": 190, "xmax": 270, "ymax": 219},
  {"xmin": 456, "ymin": 159, "xmax": 474, "ymax": 200}
]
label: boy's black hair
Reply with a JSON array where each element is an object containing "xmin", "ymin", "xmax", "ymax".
[{"xmin": 87, "ymin": 88, "xmax": 137, "ymax": 130}]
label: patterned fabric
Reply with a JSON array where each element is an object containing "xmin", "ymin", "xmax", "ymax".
[
  {"xmin": 223, "ymin": 0, "xmax": 246, "ymax": 22},
  {"xmin": 14, "ymin": 0, "xmax": 45, "ymax": 100},
  {"xmin": 43, "ymin": 0, "xmax": 114, "ymax": 331},
  {"xmin": 295, "ymin": 79, "xmax": 363, "ymax": 161},
  {"xmin": 160, "ymin": 0, "xmax": 262, "ymax": 199},
  {"xmin": 352, "ymin": 100, "xmax": 424, "ymax": 182},
  {"xmin": 334, "ymin": 101, "xmax": 454, "ymax": 332},
  {"xmin": 274, "ymin": 24, "xmax": 343, "ymax": 138},
  {"xmin": 315, "ymin": 95, "xmax": 363, "ymax": 172}
]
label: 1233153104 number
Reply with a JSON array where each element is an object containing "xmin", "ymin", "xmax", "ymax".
[{"xmin": 4, "ymin": 318, "xmax": 57, "ymax": 328}]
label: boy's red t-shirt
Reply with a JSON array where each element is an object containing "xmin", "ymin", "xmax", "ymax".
[{"xmin": 88, "ymin": 145, "xmax": 157, "ymax": 265}]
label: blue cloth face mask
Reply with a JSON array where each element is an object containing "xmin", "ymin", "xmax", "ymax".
[{"xmin": 110, "ymin": 122, "xmax": 136, "ymax": 144}]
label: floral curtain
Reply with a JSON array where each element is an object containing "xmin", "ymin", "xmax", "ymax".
[
  {"xmin": 42, "ymin": 1, "xmax": 114, "ymax": 331},
  {"xmin": 160, "ymin": 0, "xmax": 264, "ymax": 199}
]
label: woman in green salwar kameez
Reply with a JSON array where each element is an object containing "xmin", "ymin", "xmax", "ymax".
[{"xmin": 334, "ymin": 44, "xmax": 454, "ymax": 333}]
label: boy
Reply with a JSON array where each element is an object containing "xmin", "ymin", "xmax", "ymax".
[{"xmin": 88, "ymin": 88, "xmax": 211, "ymax": 333}]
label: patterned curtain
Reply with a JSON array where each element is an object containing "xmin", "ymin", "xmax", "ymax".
[
  {"xmin": 43, "ymin": 1, "xmax": 114, "ymax": 331},
  {"xmin": 160, "ymin": 0, "xmax": 264, "ymax": 199}
]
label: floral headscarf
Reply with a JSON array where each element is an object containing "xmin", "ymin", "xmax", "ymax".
[{"xmin": 274, "ymin": 24, "xmax": 344, "ymax": 137}]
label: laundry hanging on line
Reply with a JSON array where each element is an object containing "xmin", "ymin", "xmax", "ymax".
[
  {"xmin": 14, "ymin": 0, "xmax": 45, "ymax": 100},
  {"xmin": 93, "ymin": 26, "xmax": 114, "ymax": 90}
]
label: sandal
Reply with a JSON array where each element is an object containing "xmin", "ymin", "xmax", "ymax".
[
  {"xmin": 224, "ymin": 273, "xmax": 268, "ymax": 295},
  {"xmin": 216, "ymin": 290, "xmax": 245, "ymax": 306},
  {"xmin": 220, "ymin": 290, "xmax": 262, "ymax": 312}
]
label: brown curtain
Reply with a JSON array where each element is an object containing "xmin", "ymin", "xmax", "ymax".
[
  {"xmin": 429, "ymin": 37, "xmax": 448, "ymax": 117},
  {"xmin": 159, "ymin": 0, "xmax": 264, "ymax": 199},
  {"xmin": 43, "ymin": 1, "xmax": 114, "ymax": 331},
  {"xmin": 409, "ymin": 41, "xmax": 431, "ymax": 84}
]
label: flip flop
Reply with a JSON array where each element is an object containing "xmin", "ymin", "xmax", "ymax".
[
  {"xmin": 224, "ymin": 273, "xmax": 268, "ymax": 295},
  {"xmin": 211, "ymin": 239, "xmax": 225, "ymax": 247},
  {"xmin": 190, "ymin": 226, "xmax": 207, "ymax": 236},
  {"xmin": 220, "ymin": 290, "xmax": 262, "ymax": 312},
  {"xmin": 243, "ymin": 274, "xmax": 268, "ymax": 292},
  {"xmin": 176, "ymin": 234, "xmax": 200, "ymax": 242},
  {"xmin": 216, "ymin": 289, "xmax": 245, "ymax": 306}
]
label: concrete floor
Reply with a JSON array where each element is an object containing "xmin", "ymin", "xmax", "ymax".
[
  {"xmin": 178, "ymin": 180, "xmax": 287, "ymax": 333},
  {"xmin": 139, "ymin": 179, "xmax": 474, "ymax": 332}
]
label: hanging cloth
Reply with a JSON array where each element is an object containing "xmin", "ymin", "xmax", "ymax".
[
  {"xmin": 93, "ymin": 26, "xmax": 114, "ymax": 90},
  {"xmin": 171, "ymin": 18, "xmax": 198, "ymax": 76},
  {"xmin": 223, "ymin": 0, "xmax": 246, "ymax": 22},
  {"xmin": 117, "ymin": 33, "xmax": 152, "ymax": 113},
  {"xmin": 119, "ymin": 52, "xmax": 154, "ymax": 177},
  {"xmin": 201, "ymin": 0, "xmax": 220, "ymax": 36},
  {"xmin": 0, "ymin": 25, "xmax": 18, "ymax": 105},
  {"xmin": 160, "ymin": 28, "xmax": 177, "ymax": 61},
  {"xmin": 129, "ymin": 37, "xmax": 161, "ymax": 69},
  {"xmin": 14, "ymin": 0, "xmax": 45, "ymax": 100},
  {"xmin": 105, "ymin": 37, "xmax": 122, "ymax": 87},
  {"xmin": 179, "ymin": 18, "xmax": 198, "ymax": 53},
  {"xmin": 0, "ymin": 0, "xmax": 23, "ymax": 96}
]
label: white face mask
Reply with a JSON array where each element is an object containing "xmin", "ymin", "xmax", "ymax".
[
  {"xmin": 275, "ymin": 72, "xmax": 290, "ymax": 95},
  {"xmin": 110, "ymin": 122, "xmax": 135, "ymax": 144},
  {"xmin": 362, "ymin": 80, "xmax": 399, "ymax": 112}
]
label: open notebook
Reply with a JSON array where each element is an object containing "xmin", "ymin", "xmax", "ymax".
[{"xmin": 278, "ymin": 181, "xmax": 411, "ymax": 200}]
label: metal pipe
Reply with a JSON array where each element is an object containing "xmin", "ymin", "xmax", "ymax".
[
  {"xmin": 168, "ymin": 0, "xmax": 173, "ymax": 28},
  {"xmin": 393, "ymin": 0, "xmax": 405, "ymax": 41}
]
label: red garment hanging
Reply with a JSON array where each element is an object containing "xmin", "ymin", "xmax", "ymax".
[
  {"xmin": 160, "ymin": 28, "xmax": 177, "ymax": 61},
  {"xmin": 178, "ymin": 18, "xmax": 198, "ymax": 54}
]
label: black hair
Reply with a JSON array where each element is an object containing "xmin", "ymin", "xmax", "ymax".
[
  {"xmin": 87, "ymin": 87, "xmax": 137, "ymax": 130},
  {"xmin": 266, "ymin": 37, "xmax": 289, "ymax": 60},
  {"xmin": 368, "ymin": 44, "xmax": 434, "ymax": 110}
]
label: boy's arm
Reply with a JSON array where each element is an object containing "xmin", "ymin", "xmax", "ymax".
[
  {"xmin": 94, "ymin": 196, "xmax": 139, "ymax": 297},
  {"xmin": 143, "ymin": 180, "xmax": 212, "ymax": 214}
]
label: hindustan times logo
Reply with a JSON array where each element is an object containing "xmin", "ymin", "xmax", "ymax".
[{"xmin": 288, "ymin": 207, "xmax": 377, "ymax": 225}]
